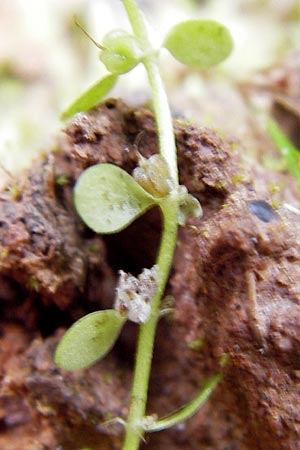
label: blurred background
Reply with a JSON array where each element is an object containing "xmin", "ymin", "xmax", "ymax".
[{"xmin": 0, "ymin": 0, "xmax": 299, "ymax": 187}]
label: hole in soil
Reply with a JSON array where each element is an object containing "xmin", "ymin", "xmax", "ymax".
[
  {"xmin": 36, "ymin": 302, "xmax": 70, "ymax": 337},
  {"xmin": 104, "ymin": 206, "xmax": 162, "ymax": 276},
  {"xmin": 105, "ymin": 99, "xmax": 117, "ymax": 109}
]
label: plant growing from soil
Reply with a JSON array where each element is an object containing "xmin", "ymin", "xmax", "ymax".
[{"xmin": 55, "ymin": 1, "xmax": 233, "ymax": 449}]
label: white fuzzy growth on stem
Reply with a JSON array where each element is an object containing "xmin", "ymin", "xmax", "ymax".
[{"xmin": 114, "ymin": 266, "xmax": 158, "ymax": 323}]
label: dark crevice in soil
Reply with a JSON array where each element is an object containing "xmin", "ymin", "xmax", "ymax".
[
  {"xmin": 104, "ymin": 206, "xmax": 162, "ymax": 275},
  {"xmin": 35, "ymin": 301, "xmax": 71, "ymax": 337}
]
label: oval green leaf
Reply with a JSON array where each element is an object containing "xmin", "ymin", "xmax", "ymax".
[
  {"xmin": 55, "ymin": 310, "xmax": 126, "ymax": 371},
  {"xmin": 61, "ymin": 74, "xmax": 118, "ymax": 120},
  {"xmin": 163, "ymin": 20, "xmax": 233, "ymax": 68},
  {"xmin": 74, "ymin": 163, "xmax": 157, "ymax": 234}
]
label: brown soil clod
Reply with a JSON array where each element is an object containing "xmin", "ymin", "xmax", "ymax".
[{"xmin": 0, "ymin": 99, "xmax": 300, "ymax": 449}]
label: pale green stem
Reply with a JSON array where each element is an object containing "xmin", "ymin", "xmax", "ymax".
[
  {"xmin": 121, "ymin": 1, "xmax": 180, "ymax": 449},
  {"xmin": 143, "ymin": 56, "xmax": 179, "ymax": 184},
  {"xmin": 122, "ymin": 201, "xmax": 178, "ymax": 450},
  {"xmin": 121, "ymin": 0, "xmax": 149, "ymax": 48},
  {"xmin": 144, "ymin": 374, "xmax": 222, "ymax": 432},
  {"xmin": 122, "ymin": 0, "xmax": 178, "ymax": 184}
]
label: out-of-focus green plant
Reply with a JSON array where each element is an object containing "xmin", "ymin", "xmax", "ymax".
[{"xmin": 267, "ymin": 118, "xmax": 300, "ymax": 190}]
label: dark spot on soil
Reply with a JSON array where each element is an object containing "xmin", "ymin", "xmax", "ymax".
[
  {"xmin": 248, "ymin": 200, "xmax": 279, "ymax": 223},
  {"xmin": 105, "ymin": 99, "xmax": 117, "ymax": 109}
]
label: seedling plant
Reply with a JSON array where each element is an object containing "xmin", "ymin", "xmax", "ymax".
[{"xmin": 55, "ymin": 1, "xmax": 233, "ymax": 449}]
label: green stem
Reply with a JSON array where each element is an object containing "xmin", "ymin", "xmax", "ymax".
[
  {"xmin": 121, "ymin": 1, "xmax": 179, "ymax": 449},
  {"xmin": 122, "ymin": 0, "xmax": 178, "ymax": 184},
  {"xmin": 123, "ymin": 201, "xmax": 178, "ymax": 450},
  {"xmin": 144, "ymin": 56, "xmax": 179, "ymax": 184},
  {"xmin": 144, "ymin": 374, "xmax": 222, "ymax": 432},
  {"xmin": 122, "ymin": 0, "xmax": 149, "ymax": 49}
]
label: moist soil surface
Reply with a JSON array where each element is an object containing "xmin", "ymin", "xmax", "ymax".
[{"xmin": 0, "ymin": 98, "xmax": 300, "ymax": 450}]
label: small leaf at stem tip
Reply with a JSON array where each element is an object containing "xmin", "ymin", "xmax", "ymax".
[
  {"xmin": 54, "ymin": 310, "xmax": 126, "ymax": 371},
  {"xmin": 163, "ymin": 19, "xmax": 233, "ymax": 68},
  {"xmin": 60, "ymin": 74, "xmax": 118, "ymax": 120},
  {"xmin": 74, "ymin": 163, "xmax": 158, "ymax": 234}
]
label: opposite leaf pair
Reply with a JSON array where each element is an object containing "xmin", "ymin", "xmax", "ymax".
[{"xmin": 61, "ymin": 19, "xmax": 233, "ymax": 120}]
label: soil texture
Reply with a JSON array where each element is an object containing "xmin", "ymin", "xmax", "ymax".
[{"xmin": 0, "ymin": 99, "xmax": 300, "ymax": 450}]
